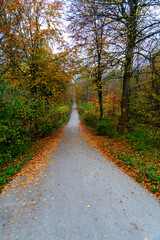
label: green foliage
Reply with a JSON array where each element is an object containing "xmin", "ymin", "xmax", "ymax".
[
  {"xmin": 40, "ymin": 105, "xmax": 71, "ymax": 138},
  {"xmin": 0, "ymin": 79, "xmax": 31, "ymax": 161},
  {"xmin": 96, "ymin": 117, "xmax": 117, "ymax": 137},
  {"xmin": 78, "ymin": 102, "xmax": 119, "ymax": 137},
  {"xmin": 78, "ymin": 102, "xmax": 93, "ymax": 115},
  {"xmin": 0, "ymin": 75, "xmax": 72, "ymax": 190},
  {"xmin": 24, "ymin": 153, "xmax": 35, "ymax": 161},
  {"xmin": 79, "ymin": 102, "xmax": 98, "ymax": 127},
  {"xmin": 117, "ymin": 151, "xmax": 160, "ymax": 192},
  {"xmin": 125, "ymin": 125, "xmax": 160, "ymax": 151}
]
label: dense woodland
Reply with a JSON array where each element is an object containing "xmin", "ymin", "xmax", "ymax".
[{"xmin": 0, "ymin": 0, "xmax": 160, "ymax": 194}]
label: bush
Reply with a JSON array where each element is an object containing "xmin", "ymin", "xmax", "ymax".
[
  {"xmin": 40, "ymin": 105, "xmax": 71, "ymax": 137},
  {"xmin": 82, "ymin": 108, "xmax": 98, "ymax": 127},
  {"xmin": 78, "ymin": 102, "xmax": 93, "ymax": 116},
  {"xmin": 96, "ymin": 117, "xmax": 117, "ymax": 137},
  {"xmin": 79, "ymin": 103, "xmax": 98, "ymax": 127}
]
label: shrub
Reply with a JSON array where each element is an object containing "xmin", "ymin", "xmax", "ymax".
[
  {"xmin": 82, "ymin": 108, "xmax": 98, "ymax": 127},
  {"xmin": 39, "ymin": 105, "xmax": 71, "ymax": 138},
  {"xmin": 81, "ymin": 104, "xmax": 98, "ymax": 127},
  {"xmin": 78, "ymin": 102, "xmax": 94, "ymax": 116},
  {"xmin": 96, "ymin": 117, "xmax": 117, "ymax": 137},
  {"xmin": 78, "ymin": 102, "xmax": 99, "ymax": 127}
]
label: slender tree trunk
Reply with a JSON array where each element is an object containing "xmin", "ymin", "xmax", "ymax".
[
  {"xmin": 98, "ymin": 82, "xmax": 103, "ymax": 119},
  {"xmin": 97, "ymin": 63, "xmax": 103, "ymax": 118},
  {"xmin": 97, "ymin": 48, "xmax": 103, "ymax": 119}
]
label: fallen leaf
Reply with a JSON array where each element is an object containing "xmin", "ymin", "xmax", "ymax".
[
  {"xmin": 11, "ymin": 220, "xmax": 14, "ymax": 223},
  {"xmin": 87, "ymin": 205, "xmax": 90, "ymax": 208},
  {"xmin": 100, "ymin": 198, "xmax": 103, "ymax": 200}
]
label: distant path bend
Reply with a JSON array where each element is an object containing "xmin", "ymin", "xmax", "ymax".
[{"xmin": 0, "ymin": 102, "xmax": 160, "ymax": 240}]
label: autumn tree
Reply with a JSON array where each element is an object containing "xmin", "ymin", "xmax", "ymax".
[
  {"xmin": 0, "ymin": 0, "xmax": 74, "ymax": 139},
  {"xmin": 100, "ymin": 0, "xmax": 160, "ymax": 132},
  {"xmin": 0, "ymin": 0, "xmax": 23, "ymax": 74},
  {"xmin": 68, "ymin": 0, "xmax": 116, "ymax": 118},
  {"xmin": 0, "ymin": 0, "xmax": 62, "ymax": 89}
]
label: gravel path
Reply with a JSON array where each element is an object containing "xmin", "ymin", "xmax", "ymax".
[{"xmin": 0, "ymin": 102, "xmax": 160, "ymax": 240}]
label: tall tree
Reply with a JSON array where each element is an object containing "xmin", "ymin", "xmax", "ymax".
[
  {"xmin": 0, "ymin": 0, "xmax": 62, "ymax": 89},
  {"xmin": 102, "ymin": 0, "xmax": 160, "ymax": 132},
  {"xmin": 68, "ymin": 0, "xmax": 113, "ymax": 118},
  {"xmin": 0, "ymin": 0, "xmax": 69, "ymax": 135}
]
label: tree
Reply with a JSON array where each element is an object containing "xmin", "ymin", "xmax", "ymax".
[
  {"xmin": 68, "ymin": 0, "xmax": 113, "ymax": 118},
  {"xmin": 102, "ymin": 0, "xmax": 160, "ymax": 132},
  {"xmin": 0, "ymin": 0, "xmax": 62, "ymax": 89},
  {"xmin": 0, "ymin": 0, "xmax": 74, "ymax": 137}
]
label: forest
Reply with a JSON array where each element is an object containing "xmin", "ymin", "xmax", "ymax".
[{"xmin": 0, "ymin": 0, "xmax": 160, "ymax": 196}]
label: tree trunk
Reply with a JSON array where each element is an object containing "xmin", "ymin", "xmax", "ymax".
[
  {"xmin": 118, "ymin": 1, "xmax": 138, "ymax": 133},
  {"xmin": 98, "ymin": 83, "xmax": 103, "ymax": 119},
  {"xmin": 118, "ymin": 57, "xmax": 131, "ymax": 133},
  {"xmin": 97, "ymin": 48, "xmax": 103, "ymax": 119}
]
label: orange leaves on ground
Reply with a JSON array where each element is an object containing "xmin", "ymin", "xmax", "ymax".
[{"xmin": 27, "ymin": 200, "xmax": 38, "ymax": 207}]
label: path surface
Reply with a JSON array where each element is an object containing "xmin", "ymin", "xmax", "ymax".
[{"xmin": 0, "ymin": 102, "xmax": 160, "ymax": 240}]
